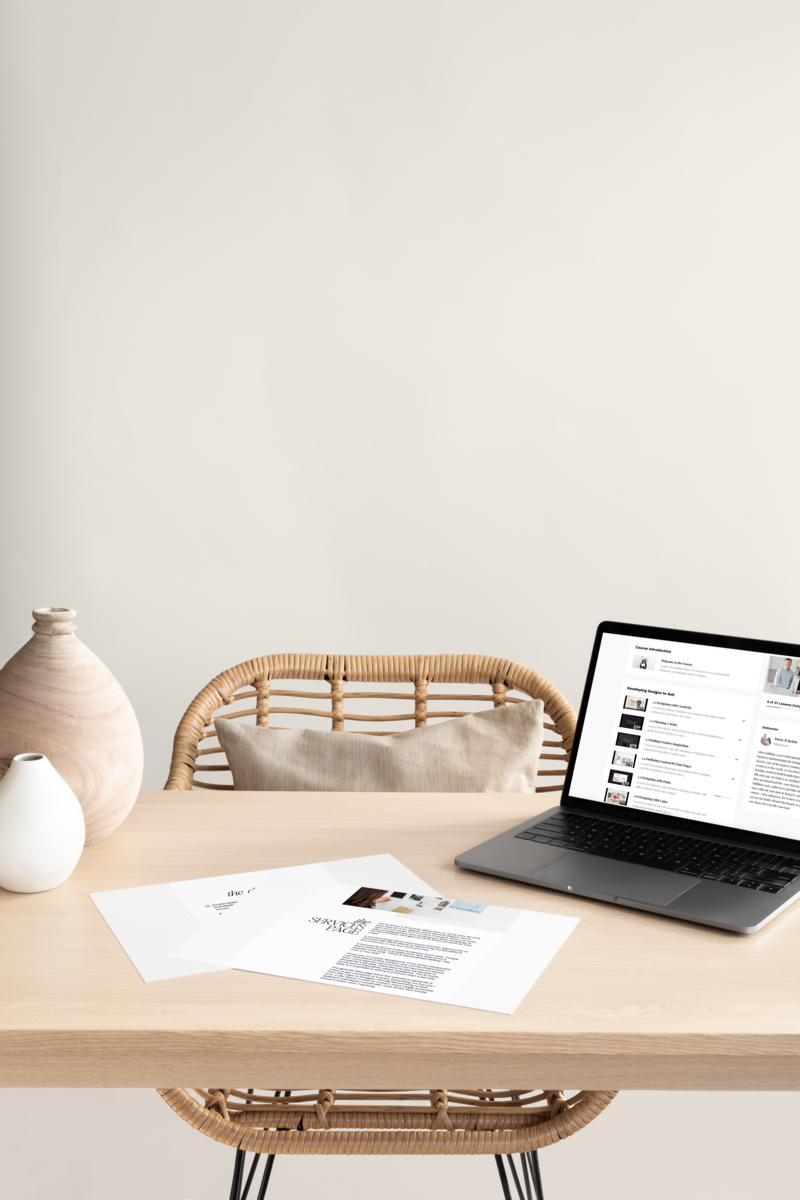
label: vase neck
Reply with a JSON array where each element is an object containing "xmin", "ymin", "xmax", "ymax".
[{"xmin": 32, "ymin": 608, "xmax": 77, "ymax": 637}]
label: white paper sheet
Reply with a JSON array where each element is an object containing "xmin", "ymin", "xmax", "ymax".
[
  {"xmin": 91, "ymin": 854, "xmax": 432, "ymax": 983},
  {"xmin": 170, "ymin": 880, "xmax": 579, "ymax": 1013}
]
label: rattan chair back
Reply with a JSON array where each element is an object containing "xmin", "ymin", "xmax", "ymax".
[{"xmin": 165, "ymin": 653, "xmax": 576, "ymax": 792}]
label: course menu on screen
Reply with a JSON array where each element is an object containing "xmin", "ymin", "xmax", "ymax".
[{"xmin": 570, "ymin": 633, "xmax": 800, "ymax": 841}]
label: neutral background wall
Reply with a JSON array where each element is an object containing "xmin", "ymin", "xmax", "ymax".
[{"xmin": 1, "ymin": 1, "xmax": 799, "ymax": 1196}]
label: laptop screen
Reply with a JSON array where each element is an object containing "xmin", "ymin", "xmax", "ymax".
[{"xmin": 566, "ymin": 625, "xmax": 800, "ymax": 844}]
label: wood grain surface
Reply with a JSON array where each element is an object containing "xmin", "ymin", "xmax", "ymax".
[{"xmin": 1, "ymin": 789, "xmax": 799, "ymax": 1089}]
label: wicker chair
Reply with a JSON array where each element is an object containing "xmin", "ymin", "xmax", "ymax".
[{"xmin": 161, "ymin": 654, "xmax": 617, "ymax": 1199}]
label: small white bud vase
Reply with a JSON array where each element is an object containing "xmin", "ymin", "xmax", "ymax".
[{"xmin": 0, "ymin": 753, "xmax": 86, "ymax": 893}]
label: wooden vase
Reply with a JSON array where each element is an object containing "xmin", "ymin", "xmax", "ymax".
[{"xmin": 0, "ymin": 608, "xmax": 143, "ymax": 845}]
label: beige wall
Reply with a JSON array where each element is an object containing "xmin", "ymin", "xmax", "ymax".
[{"xmin": 1, "ymin": 2, "xmax": 799, "ymax": 1196}]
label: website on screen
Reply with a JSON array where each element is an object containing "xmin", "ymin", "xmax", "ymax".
[{"xmin": 570, "ymin": 633, "xmax": 800, "ymax": 841}]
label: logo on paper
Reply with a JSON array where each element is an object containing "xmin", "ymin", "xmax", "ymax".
[{"xmin": 308, "ymin": 917, "xmax": 369, "ymax": 935}]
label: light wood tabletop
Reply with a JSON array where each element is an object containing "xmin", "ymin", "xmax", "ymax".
[{"xmin": 2, "ymin": 789, "xmax": 799, "ymax": 1090}]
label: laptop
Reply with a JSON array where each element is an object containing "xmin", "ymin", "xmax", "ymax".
[{"xmin": 455, "ymin": 621, "xmax": 800, "ymax": 933}]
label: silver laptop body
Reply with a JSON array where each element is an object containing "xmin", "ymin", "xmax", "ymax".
[{"xmin": 456, "ymin": 621, "xmax": 800, "ymax": 933}]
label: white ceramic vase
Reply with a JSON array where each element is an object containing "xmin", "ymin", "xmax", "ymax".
[{"xmin": 0, "ymin": 753, "xmax": 86, "ymax": 893}]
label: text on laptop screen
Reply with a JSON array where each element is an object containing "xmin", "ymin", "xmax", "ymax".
[{"xmin": 569, "ymin": 633, "xmax": 800, "ymax": 840}]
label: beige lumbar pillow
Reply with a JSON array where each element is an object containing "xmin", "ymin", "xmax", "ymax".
[{"xmin": 214, "ymin": 700, "xmax": 544, "ymax": 793}]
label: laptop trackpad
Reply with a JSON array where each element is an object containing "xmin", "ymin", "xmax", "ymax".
[{"xmin": 532, "ymin": 853, "xmax": 699, "ymax": 906}]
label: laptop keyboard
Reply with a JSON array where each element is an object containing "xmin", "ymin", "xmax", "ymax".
[{"xmin": 515, "ymin": 810, "xmax": 800, "ymax": 894}]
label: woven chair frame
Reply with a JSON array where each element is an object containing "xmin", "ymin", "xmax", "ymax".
[
  {"xmin": 165, "ymin": 653, "xmax": 577, "ymax": 792},
  {"xmin": 158, "ymin": 1088, "xmax": 617, "ymax": 1156},
  {"xmin": 161, "ymin": 654, "xmax": 616, "ymax": 1157}
]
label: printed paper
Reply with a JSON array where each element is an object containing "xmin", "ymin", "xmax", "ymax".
[{"xmin": 171, "ymin": 880, "xmax": 579, "ymax": 1013}]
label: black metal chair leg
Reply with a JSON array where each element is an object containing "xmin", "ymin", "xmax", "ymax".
[
  {"xmin": 227, "ymin": 1148, "xmax": 245, "ymax": 1200},
  {"xmin": 506, "ymin": 1154, "xmax": 528, "ymax": 1200},
  {"xmin": 527, "ymin": 1150, "xmax": 545, "ymax": 1200},
  {"xmin": 255, "ymin": 1154, "xmax": 276, "ymax": 1198},
  {"xmin": 240, "ymin": 1153, "xmax": 261, "ymax": 1200},
  {"xmin": 495, "ymin": 1155, "xmax": 513, "ymax": 1199},
  {"xmin": 229, "ymin": 1084, "xmax": 280, "ymax": 1200},
  {"xmin": 520, "ymin": 1152, "xmax": 534, "ymax": 1200}
]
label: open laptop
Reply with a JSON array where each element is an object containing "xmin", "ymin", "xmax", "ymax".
[{"xmin": 456, "ymin": 621, "xmax": 800, "ymax": 933}]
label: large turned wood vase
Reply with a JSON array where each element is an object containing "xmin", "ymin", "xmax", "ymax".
[{"xmin": 0, "ymin": 608, "xmax": 143, "ymax": 845}]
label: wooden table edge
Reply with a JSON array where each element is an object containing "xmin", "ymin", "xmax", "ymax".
[{"xmin": 3, "ymin": 1032, "xmax": 800, "ymax": 1089}]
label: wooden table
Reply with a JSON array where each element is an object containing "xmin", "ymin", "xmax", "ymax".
[{"xmin": 2, "ymin": 789, "xmax": 799, "ymax": 1090}]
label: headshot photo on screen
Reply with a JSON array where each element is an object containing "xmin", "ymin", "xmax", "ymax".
[
  {"xmin": 633, "ymin": 654, "xmax": 657, "ymax": 671},
  {"xmin": 623, "ymin": 696, "xmax": 648, "ymax": 712},
  {"xmin": 764, "ymin": 655, "xmax": 800, "ymax": 695}
]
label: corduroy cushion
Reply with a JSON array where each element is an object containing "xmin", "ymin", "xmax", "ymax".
[{"xmin": 215, "ymin": 701, "xmax": 545, "ymax": 793}]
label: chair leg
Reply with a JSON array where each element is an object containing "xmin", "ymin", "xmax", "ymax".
[
  {"xmin": 240, "ymin": 1153, "xmax": 261, "ymax": 1200},
  {"xmin": 497, "ymin": 1151, "xmax": 543, "ymax": 1200},
  {"xmin": 520, "ymin": 1152, "xmax": 534, "ymax": 1200},
  {"xmin": 228, "ymin": 1150, "xmax": 274, "ymax": 1200},
  {"xmin": 228, "ymin": 1149, "xmax": 245, "ymax": 1200},
  {"xmin": 522, "ymin": 1147, "xmax": 534, "ymax": 1195},
  {"xmin": 255, "ymin": 1154, "xmax": 276, "ymax": 1199},
  {"xmin": 227, "ymin": 1087, "xmax": 278, "ymax": 1200},
  {"xmin": 527, "ymin": 1150, "xmax": 545, "ymax": 1200},
  {"xmin": 506, "ymin": 1154, "xmax": 528, "ymax": 1200},
  {"xmin": 495, "ymin": 1155, "xmax": 513, "ymax": 1199}
]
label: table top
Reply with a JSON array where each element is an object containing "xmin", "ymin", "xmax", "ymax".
[{"xmin": 2, "ymin": 789, "xmax": 799, "ymax": 1090}]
